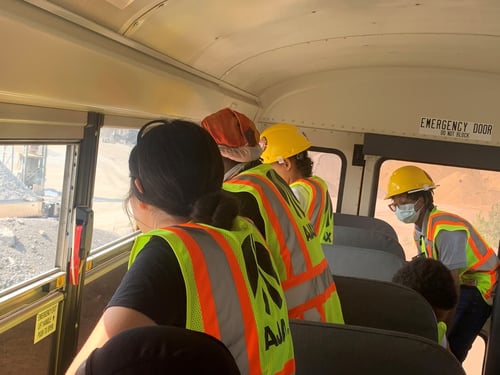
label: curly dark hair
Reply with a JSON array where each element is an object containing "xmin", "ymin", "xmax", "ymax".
[
  {"xmin": 292, "ymin": 151, "xmax": 313, "ymax": 178},
  {"xmin": 392, "ymin": 257, "xmax": 457, "ymax": 310}
]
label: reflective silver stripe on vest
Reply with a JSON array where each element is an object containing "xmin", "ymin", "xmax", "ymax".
[
  {"xmin": 228, "ymin": 171, "xmax": 307, "ymax": 275},
  {"xmin": 427, "ymin": 211, "xmax": 497, "ymax": 271},
  {"xmin": 283, "ymin": 263, "xmax": 331, "ymax": 317},
  {"xmin": 177, "ymin": 226, "xmax": 250, "ymax": 374}
]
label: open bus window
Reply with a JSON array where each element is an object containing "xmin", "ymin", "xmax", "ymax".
[
  {"xmin": 309, "ymin": 150, "xmax": 343, "ymax": 212},
  {"xmin": 91, "ymin": 128, "xmax": 138, "ymax": 251},
  {"xmin": 375, "ymin": 160, "xmax": 500, "ymax": 261},
  {"xmin": 0, "ymin": 144, "xmax": 65, "ymax": 292}
]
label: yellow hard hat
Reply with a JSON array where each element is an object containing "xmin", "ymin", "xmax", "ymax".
[
  {"xmin": 385, "ymin": 165, "xmax": 437, "ymax": 199},
  {"xmin": 260, "ymin": 123, "xmax": 312, "ymax": 164}
]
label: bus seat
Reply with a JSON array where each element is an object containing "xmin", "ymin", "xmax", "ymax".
[
  {"xmin": 289, "ymin": 319, "xmax": 465, "ymax": 375},
  {"xmin": 77, "ymin": 325, "xmax": 240, "ymax": 375},
  {"xmin": 482, "ymin": 279, "xmax": 500, "ymax": 375},
  {"xmin": 334, "ymin": 274, "xmax": 438, "ymax": 342},
  {"xmin": 323, "ymin": 244, "xmax": 406, "ymax": 282},
  {"xmin": 333, "ymin": 225, "xmax": 406, "ymax": 259},
  {"xmin": 334, "ymin": 213, "xmax": 399, "ymax": 239}
]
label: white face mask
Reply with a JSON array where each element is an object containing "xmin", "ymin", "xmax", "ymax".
[{"xmin": 395, "ymin": 203, "xmax": 421, "ymax": 223}]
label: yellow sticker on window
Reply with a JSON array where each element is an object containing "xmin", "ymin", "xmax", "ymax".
[{"xmin": 34, "ymin": 303, "xmax": 58, "ymax": 344}]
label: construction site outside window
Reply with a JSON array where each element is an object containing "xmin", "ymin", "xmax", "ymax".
[{"xmin": 0, "ymin": 144, "xmax": 65, "ymax": 292}]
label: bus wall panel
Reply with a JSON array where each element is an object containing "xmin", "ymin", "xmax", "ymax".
[
  {"xmin": 259, "ymin": 67, "xmax": 500, "ymax": 147},
  {"xmin": 0, "ymin": 1, "xmax": 259, "ymax": 121},
  {"xmin": 0, "ymin": 314, "xmax": 54, "ymax": 375},
  {"xmin": 77, "ymin": 263, "xmax": 128, "ymax": 349}
]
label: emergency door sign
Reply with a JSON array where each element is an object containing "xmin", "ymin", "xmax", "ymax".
[{"xmin": 419, "ymin": 117, "xmax": 494, "ymax": 141}]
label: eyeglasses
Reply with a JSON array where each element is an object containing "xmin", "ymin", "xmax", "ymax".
[
  {"xmin": 388, "ymin": 195, "xmax": 419, "ymax": 212},
  {"xmin": 388, "ymin": 203, "xmax": 398, "ymax": 212}
]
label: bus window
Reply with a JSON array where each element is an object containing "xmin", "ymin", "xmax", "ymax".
[
  {"xmin": 309, "ymin": 150, "xmax": 343, "ymax": 212},
  {"xmin": 375, "ymin": 160, "xmax": 500, "ymax": 261},
  {"xmin": 91, "ymin": 128, "xmax": 138, "ymax": 251},
  {"xmin": 0, "ymin": 144, "xmax": 66, "ymax": 292}
]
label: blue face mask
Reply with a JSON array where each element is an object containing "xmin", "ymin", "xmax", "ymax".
[{"xmin": 395, "ymin": 203, "xmax": 421, "ymax": 223}]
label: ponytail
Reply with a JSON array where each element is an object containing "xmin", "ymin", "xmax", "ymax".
[{"xmin": 190, "ymin": 190, "xmax": 239, "ymax": 230}]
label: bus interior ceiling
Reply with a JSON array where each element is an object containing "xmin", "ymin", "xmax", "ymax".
[{"xmin": 0, "ymin": 1, "xmax": 500, "ymax": 147}]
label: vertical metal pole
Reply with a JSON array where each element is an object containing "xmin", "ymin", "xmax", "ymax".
[{"xmin": 50, "ymin": 112, "xmax": 103, "ymax": 375}]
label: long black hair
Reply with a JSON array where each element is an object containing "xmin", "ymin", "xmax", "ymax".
[{"xmin": 128, "ymin": 119, "xmax": 238, "ymax": 230}]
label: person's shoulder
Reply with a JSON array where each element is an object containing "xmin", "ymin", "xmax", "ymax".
[
  {"xmin": 431, "ymin": 208, "xmax": 471, "ymax": 224},
  {"xmin": 134, "ymin": 235, "xmax": 175, "ymax": 264}
]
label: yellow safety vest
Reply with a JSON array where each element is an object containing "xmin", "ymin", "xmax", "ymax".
[
  {"xmin": 129, "ymin": 217, "xmax": 295, "ymax": 375},
  {"xmin": 291, "ymin": 176, "xmax": 334, "ymax": 245},
  {"xmin": 415, "ymin": 207, "xmax": 499, "ymax": 304},
  {"xmin": 223, "ymin": 163, "xmax": 344, "ymax": 324}
]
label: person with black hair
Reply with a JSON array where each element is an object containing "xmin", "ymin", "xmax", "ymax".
[
  {"xmin": 66, "ymin": 120, "xmax": 294, "ymax": 375},
  {"xmin": 392, "ymin": 257, "xmax": 458, "ymax": 348},
  {"xmin": 386, "ymin": 165, "xmax": 499, "ymax": 362},
  {"xmin": 260, "ymin": 123, "xmax": 334, "ymax": 246}
]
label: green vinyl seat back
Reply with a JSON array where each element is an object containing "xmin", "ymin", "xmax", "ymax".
[{"xmin": 333, "ymin": 274, "xmax": 438, "ymax": 342}]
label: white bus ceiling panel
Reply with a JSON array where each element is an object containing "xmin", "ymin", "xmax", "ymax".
[
  {"xmin": 45, "ymin": 1, "xmax": 500, "ymax": 97},
  {"xmin": 0, "ymin": 103, "xmax": 86, "ymax": 140},
  {"xmin": 0, "ymin": 1, "xmax": 258, "ymax": 119},
  {"xmin": 260, "ymin": 68, "xmax": 500, "ymax": 147}
]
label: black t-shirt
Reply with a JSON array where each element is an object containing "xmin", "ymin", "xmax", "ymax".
[{"xmin": 107, "ymin": 236, "xmax": 187, "ymax": 326}]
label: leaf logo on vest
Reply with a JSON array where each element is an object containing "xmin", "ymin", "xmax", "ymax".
[{"xmin": 241, "ymin": 235, "xmax": 288, "ymax": 350}]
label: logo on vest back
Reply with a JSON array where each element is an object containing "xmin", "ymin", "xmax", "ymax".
[
  {"xmin": 323, "ymin": 231, "xmax": 332, "ymax": 243},
  {"xmin": 241, "ymin": 235, "xmax": 289, "ymax": 350},
  {"xmin": 303, "ymin": 222, "xmax": 317, "ymax": 241},
  {"xmin": 241, "ymin": 235, "xmax": 283, "ymax": 313},
  {"xmin": 264, "ymin": 318, "xmax": 288, "ymax": 350}
]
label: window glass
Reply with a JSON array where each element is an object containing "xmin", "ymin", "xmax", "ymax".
[
  {"xmin": 0, "ymin": 145, "xmax": 66, "ymax": 291},
  {"xmin": 91, "ymin": 128, "xmax": 138, "ymax": 250},
  {"xmin": 309, "ymin": 150, "xmax": 343, "ymax": 212},
  {"xmin": 375, "ymin": 160, "xmax": 500, "ymax": 260}
]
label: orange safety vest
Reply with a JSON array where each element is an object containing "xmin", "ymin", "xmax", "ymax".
[
  {"xmin": 223, "ymin": 163, "xmax": 344, "ymax": 324},
  {"xmin": 129, "ymin": 217, "xmax": 295, "ymax": 375},
  {"xmin": 415, "ymin": 208, "xmax": 499, "ymax": 304},
  {"xmin": 291, "ymin": 176, "xmax": 334, "ymax": 245}
]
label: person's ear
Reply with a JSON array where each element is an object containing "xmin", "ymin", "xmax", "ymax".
[
  {"xmin": 415, "ymin": 196, "xmax": 425, "ymax": 210},
  {"xmin": 282, "ymin": 158, "xmax": 293, "ymax": 171},
  {"xmin": 134, "ymin": 178, "xmax": 144, "ymax": 194},
  {"xmin": 132, "ymin": 179, "xmax": 149, "ymax": 211}
]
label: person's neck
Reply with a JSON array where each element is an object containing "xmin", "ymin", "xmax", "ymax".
[
  {"xmin": 147, "ymin": 209, "xmax": 187, "ymax": 231},
  {"xmin": 415, "ymin": 206, "xmax": 430, "ymax": 229},
  {"xmin": 289, "ymin": 170, "xmax": 306, "ymax": 184},
  {"xmin": 222, "ymin": 157, "xmax": 238, "ymax": 173}
]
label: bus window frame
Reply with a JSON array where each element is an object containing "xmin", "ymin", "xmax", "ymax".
[{"xmin": 309, "ymin": 146, "xmax": 347, "ymax": 213}]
